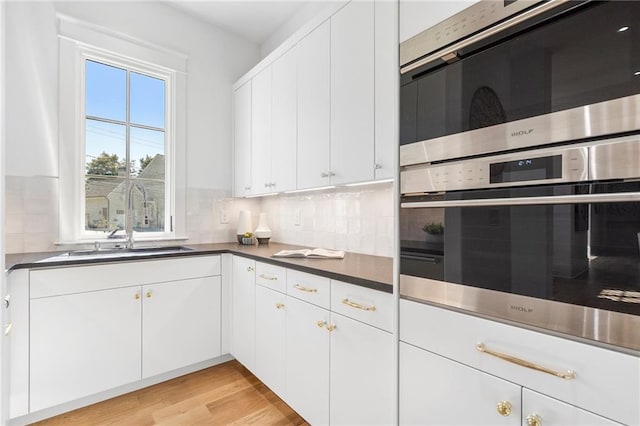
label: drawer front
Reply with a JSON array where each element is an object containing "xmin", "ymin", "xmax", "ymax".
[
  {"xmin": 331, "ymin": 280, "xmax": 393, "ymax": 332},
  {"xmin": 255, "ymin": 262, "xmax": 286, "ymax": 293},
  {"xmin": 286, "ymin": 269, "xmax": 330, "ymax": 309},
  {"xmin": 400, "ymin": 299, "xmax": 640, "ymax": 426},
  {"xmin": 31, "ymin": 255, "xmax": 221, "ymax": 298}
]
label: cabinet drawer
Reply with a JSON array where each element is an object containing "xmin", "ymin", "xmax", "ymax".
[
  {"xmin": 255, "ymin": 262, "xmax": 286, "ymax": 293},
  {"xmin": 286, "ymin": 269, "xmax": 330, "ymax": 309},
  {"xmin": 31, "ymin": 256, "xmax": 221, "ymax": 298},
  {"xmin": 400, "ymin": 299, "xmax": 640, "ymax": 426},
  {"xmin": 331, "ymin": 280, "xmax": 393, "ymax": 332}
]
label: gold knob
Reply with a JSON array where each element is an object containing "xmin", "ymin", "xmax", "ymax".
[
  {"xmin": 326, "ymin": 324, "xmax": 337, "ymax": 332},
  {"xmin": 146, "ymin": 291, "xmax": 152, "ymax": 298},
  {"xmin": 135, "ymin": 293, "xmax": 141, "ymax": 300},
  {"xmin": 275, "ymin": 303, "xmax": 284, "ymax": 309},
  {"xmin": 247, "ymin": 266, "xmax": 254, "ymax": 272},
  {"xmin": 526, "ymin": 414, "xmax": 542, "ymax": 426},
  {"xmin": 497, "ymin": 401, "xmax": 512, "ymax": 417},
  {"xmin": 317, "ymin": 320, "xmax": 326, "ymax": 328}
]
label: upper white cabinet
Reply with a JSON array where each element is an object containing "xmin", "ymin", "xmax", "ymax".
[
  {"xmin": 330, "ymin": 0, "xmax": 375, "ymax": 185},
  {"xmin": 233, "ymin": 81, "xmax": 252, "ymax": 197},
  {"xmin": 232, "ymin": 0, "xmax": 397, "ymax": 195},
  {"xmin": 296, "ymin": 20, "xmax": 331, "ymax": 190}
]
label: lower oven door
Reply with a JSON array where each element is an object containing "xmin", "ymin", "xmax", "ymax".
[{"xmin": 400, "ymin": 181, "xmax": 640, "ymax": 351}]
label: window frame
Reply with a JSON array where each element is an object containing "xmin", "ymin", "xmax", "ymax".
[{"xmin": 58, "ymin": 15, "xmax": 187, "ymax": 244}]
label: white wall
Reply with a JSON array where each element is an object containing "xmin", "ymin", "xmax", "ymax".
[
  {"xmin": 4, "ymin": 1, "xmax": 260, "ymax": 252},
  {"xmin": 0, "ymin": 1, "xmax": 6, "ymax": 422}
]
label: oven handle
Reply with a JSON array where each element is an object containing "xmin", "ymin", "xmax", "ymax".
[
  {"xmin": 401, "ymin": 192, "xmax": 640, "ymax": 208},
  {"xmin": 400, "ymin": 254, "xmax": 440, "ymax": 263}
]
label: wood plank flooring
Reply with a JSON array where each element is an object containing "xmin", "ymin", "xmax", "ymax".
[{"xmin": 32, "ymin": 360, "xmax": 309, "ymax": 425}]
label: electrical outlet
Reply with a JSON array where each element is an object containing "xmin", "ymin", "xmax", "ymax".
[
  {"xmin": 220, "ymin": 209, "xmax": 229, "ymax": 224},
  {"xmin": 293, "ymin": 209, "xmax": 301, "ymax": 226}
]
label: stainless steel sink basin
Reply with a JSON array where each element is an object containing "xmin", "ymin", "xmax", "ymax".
[{"xmin": 37, "ymin": 246, "xmax": 194, "ymax": 262}]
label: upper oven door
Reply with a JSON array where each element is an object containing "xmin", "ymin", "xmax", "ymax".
[{"xmin": 400, "ymin": 1, "xmax": 640, "ymax": 165}]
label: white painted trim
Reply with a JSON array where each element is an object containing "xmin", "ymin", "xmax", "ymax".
[
  {"xmin": 0, "ymin": 1, "xmax": 7, "ymax": 424},
  {"xmin": 58, "ymin": 17, "xmax": 187, "ymax": 243},
  {"xmin": 232, "ymin": 1, "xmax": 348, "ymax": 91}
]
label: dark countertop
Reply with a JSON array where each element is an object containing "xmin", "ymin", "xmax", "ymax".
[{"xmin": 6, "ymin": 242, "xmax": 394, "ymax": 293}]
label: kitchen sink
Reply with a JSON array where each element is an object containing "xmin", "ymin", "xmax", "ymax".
[{"xmin": 37, "ymin": 246, "xmax": 194, "ymax": 262}]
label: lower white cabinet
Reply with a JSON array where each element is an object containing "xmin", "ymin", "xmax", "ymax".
[
  {"xmin": 230, "ymin": 256, "xmax": 256, "ymax": 372},
  {"xmin": 142, "ymin": 276, "xmax": 222, "ymax": 378},
  {"xmin": 330, "ymin": 312, "xmax": 394, "ymax": 426},
  {"xmin": 30, "ymin": 286, "xmax": 142, "ymax": 412},
  {"xmin": 285, "ymin": 295, "xmax": 331, "ymax": 425},
  {"xmin": 254, "ymin": 284, "xmax": 287, "ymax": 398},
  {"xmin": 25, "ymin": 255, "xmax": 223, "ymax": 414},
  {"xmin": 522, "ymin": 389, "xmax": 621, "ymax": 426}
]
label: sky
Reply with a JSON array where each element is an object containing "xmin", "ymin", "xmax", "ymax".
[{"xmin": 84, "ymin": 60, "xmax": 165, "ymax": 172}]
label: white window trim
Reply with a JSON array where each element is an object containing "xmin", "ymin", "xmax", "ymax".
[{"xmin": 58, "ymin": 14, "xmax": 187, "ymax": 243}]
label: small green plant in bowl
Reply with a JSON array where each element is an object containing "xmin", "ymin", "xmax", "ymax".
[{"xmin": 422, "ymin": 222, "xmax": 444, "ymax": 235}]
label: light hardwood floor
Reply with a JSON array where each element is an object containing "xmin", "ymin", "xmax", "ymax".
[{"xmin": 32, "ymin": 360, "xmax": 309, "ymax": 425}]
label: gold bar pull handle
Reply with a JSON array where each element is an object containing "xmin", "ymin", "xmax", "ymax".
[
  {"xmin": 342, "ymin": 298, "xmax": 376, "ymax": 311},
  {"xmin": 295, "ymin": 284, "xmax": 317, "ymax": 293},
  {"xmin": 4, "ymin": 323, "xmax": 12, "ymax": 336},
  {"xmin": 476, "ymin": 343, "xmax": 576, "ymax": 380},
  {"xmin": 259, "ymin": 274, "xmax": 278, "ymax": 281}
]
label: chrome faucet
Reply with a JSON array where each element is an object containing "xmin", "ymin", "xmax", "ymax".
[{"xmin": 125, "ymin": 182, "xmax": 149, "ymax": 248}]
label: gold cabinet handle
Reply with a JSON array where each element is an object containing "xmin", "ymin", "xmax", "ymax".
[
  {"xmin": 317, "ymin": 320, "xmax": 326, "ymax": 328},
  {"xmin": 342, "ymin": 298, "xmax": 376, "ymax": 311},
  {"xmin": 4, "ymin": 323, "xmax": 12, "ymax": 336},
  {"xmin": 326, "ymin": 324, "xmax": 337, "ymax": 332},
  {"xmin": 275, "ymin": 303, "xmax": 285, "ymax": 309},
  {"xmin": 247, "ymin": 266, "xmax": 254, "ymax": 272},
  {"xmin": 135, "ymin": 293, "xmax": 141, "ymax": 300},
  {"xmin": 295, "ymin": 284, "xmax": 317, "ymax": 293},
  {"xmin": 526, "ymin": 414, "xmax": 542, "ymax": 426},
  {"xmin": 496, "ymin": 401, "xmax": 512, "ymax": 417},
  {"xmin": 259, "ymin": 274, "xmax": 278, "ymax": 281},
  {"xmin": 146, "ymin": 291, "xmax": 152, "ymax": 298},
  {"xmin": 476, "ymin": 343, "xmax": 576, "ymax": 380}
]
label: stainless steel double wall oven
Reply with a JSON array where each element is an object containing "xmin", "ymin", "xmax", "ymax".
[{"xmin": 400, "ymin": 0, "xmax": 640, "ymax": 352}]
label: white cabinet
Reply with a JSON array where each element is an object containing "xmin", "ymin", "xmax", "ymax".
[
  {"xmin": 285, "ymin": 295, "xmax": 330, "ymax": 425},
  {"xmin": 330, "ymin": 0, "xmax": 375, "ymax": 185},
  {"xmin": 30, "ymin": 286, "xmax": 142, "ymax": 412},
  {"xmin": 270, "ymin": 48, "xmax": 297, "ymax": 193},
  {"xmin": 230, "ymin": 256, "xmax": 256, "ymax": 371},
  {"xmin": 233, "ymin": 81, "xmax": 252, "ymax": 197},
  {"xmin": 250, "ymin": 66, "xmax": 272, "ymax": 195},
  {"xmin": 330, "ymin": 312, "xmax": 394, "ymax": 426},
  {"xmin": 142, "ymin": 276, "xmax": 222, "ymax": 378},
  {"xmin": 296, "ymin": 20, "xmax": 331, "ymax": 190},
  {"xmin": 522, "ymin": 389, "xmax": 621, "ymax": 426},
  {"xmin": 399, "ymin": 342, "xmax": 521, "ymax": 426},
  {"xmin": 254, "ymin": 285, "xmax": 287, "ymax": 398}
]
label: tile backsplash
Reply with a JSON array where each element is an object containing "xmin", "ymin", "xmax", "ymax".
[{"xmin": 6, "ymin": 176, "xmax": 394, "ymax": 258}]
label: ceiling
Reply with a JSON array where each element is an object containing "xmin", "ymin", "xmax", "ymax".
[{"xmin": 164, "ymin": 1, "xmax": 311, "ymax": 45}]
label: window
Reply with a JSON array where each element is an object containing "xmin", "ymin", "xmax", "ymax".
[{"xmin": 84, "ymin": 59, "xmax": 167, "ymax": 234}]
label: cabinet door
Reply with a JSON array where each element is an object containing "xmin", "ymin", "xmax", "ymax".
[
  {"xmin": 297, "ymin": 20, "xmax": 331, "ymax": 190},
  {"xmin": 374, "ymin": 0, "xmax": 397, "ymax": 181},
  {"xmin": 523, "ymin": 389, "xmax": 622, "ymax": 426},
  {"xmin": 285, "ymin": 295, "xmax": 330, "ymax": 425},
  {"xmin": 254, "ymin": 285, "xmax": 286, "ymax": 399},
  {"xmin": 399, "ymin": 342, "xmax": 521, "ymax": 426},
  {"xmin": 231, "ymin": 256, "xmax": 256, "ymax": 371},
  {"xmin": 251, "ymin": 66, "xmax": 272, "ymax": 195},
  {"xmin": 330, "ymin": 1, "xmax": 375, "ymax": 185},
  {"xmin": 330, "ymin": 313, "xmax": 394, "ymax": 426},
  {"xmin": 271, "ymin": 48, "xmax": 297, "ymax": 193},
  {"xmin": 30, "ymin": 287, "xmax": 142, "ymax": 412},
  {"xmin": 233, "ymin": 81, "xmax": 252, "ymax": 197},
  {"xmin": 142, "ymin": 276, "xmax": 221, "ymax": 378}
]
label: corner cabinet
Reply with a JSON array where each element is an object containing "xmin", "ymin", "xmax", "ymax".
[
  {"xmin": 11, "ymin": 255, "xmax": 223, "ymax": 417},
  {"xmin": 399, "ymin": 299, "xmax": 637, "ymax": 426},
  {"xmin": 233, "ymin": 81, "xmax": 252, "ymax": 197},
  {"xmin": 232, "ymin": 0, "xmax": 397, "ymax": 196}
]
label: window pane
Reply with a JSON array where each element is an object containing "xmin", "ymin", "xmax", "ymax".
[
  {"xmin": 131, "ymin": 178, "xmax": 165, "ymax": 233},
  {"xmin": 131, "ymin": 127, "xmax": 164, "ymax": 177},
  {"xmin": 130, "ymin": 72, "xmax": 165, "ymax": 128},
  {"xmin": 85, "ymin": 60, "xmax": 126, "ymax": 121},
  {"xmin": 85, "ymin": 176, "xmax": 126, "ymax": 231},
  {"xmin": 85, "ymin": 119, "xmax": 127, "ymax": 176}
]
